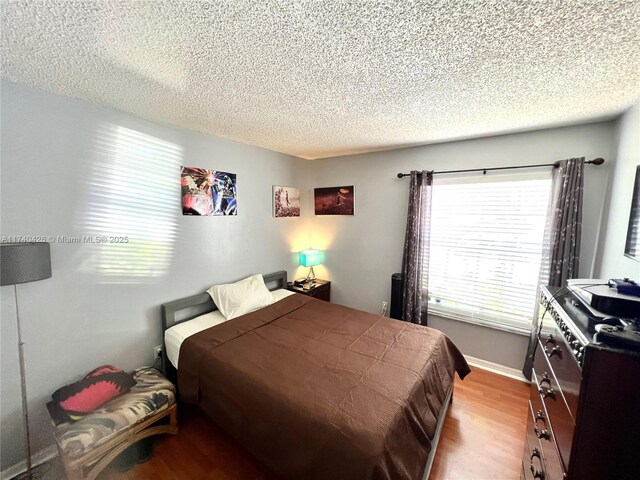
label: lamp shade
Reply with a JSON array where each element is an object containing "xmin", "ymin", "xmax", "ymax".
[
  {"xmin": 1, "ymin": 242, "xmax": 52, "ymax": 286},
  {"xmin": 300, "ymin": 249, "xmax": 323, "ymax": 267}
]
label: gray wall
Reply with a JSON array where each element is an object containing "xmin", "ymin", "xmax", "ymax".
[
  {"xmin": 596, "ymin": 102, "xmax": 640, "ymax": 279},
  {"xmin": 308, "ymin": 123, "xmax": 615, "ymax": 370},
  {"xmin": 0, "ymin": 81, "xmax": 311, "ymax": 468}
]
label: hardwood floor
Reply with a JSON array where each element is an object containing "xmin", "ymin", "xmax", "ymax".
[
  {"xmin": 96, "ymin": 367, "xmax": 529, "ymax": 480},
  {"xmin": 429, "ymin": 368, "xmax": 530, "ymax": 479}
]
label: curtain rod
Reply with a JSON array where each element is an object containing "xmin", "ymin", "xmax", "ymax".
[{"xmin": 396, "ymin": 157, "xmax": 605, "ymax": 178}]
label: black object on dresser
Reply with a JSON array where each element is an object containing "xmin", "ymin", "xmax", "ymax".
[
  {"xmin": 522, "ymin": 285, "xmax": 640, "ymax": 480},
  {"xmin": 287, "ymin": 279, "xmax": 331, "ymax": 302}
]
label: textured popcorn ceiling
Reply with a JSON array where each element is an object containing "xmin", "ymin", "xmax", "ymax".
[{"xmin": 2, "ymin": 1, "xmax": 639, "ymax": 159}]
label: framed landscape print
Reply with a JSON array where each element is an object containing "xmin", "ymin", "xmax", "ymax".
[
  {"xmin": 181, "ymin": 166, "xmax": 237, "ymax": 216},
  {"xmin": 273, "ymin": 186, "xmax": 301, "ymax": 217},
  {"xmin": 314, "ymin": 185, "xmax": 354, "ymax": 215}
]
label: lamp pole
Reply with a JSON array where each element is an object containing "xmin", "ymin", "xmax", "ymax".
[{"xmin": 15, "ymin": 284, "xmax": 33, "ymax": 479}]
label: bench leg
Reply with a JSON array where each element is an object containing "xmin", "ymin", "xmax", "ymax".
[
  {"xmin": 62, "ymin": 462, "xmax": 85, "ymax": 480},
  {"xmin": 57, "ymin": 404, "xmax": 178, "ymax": 480},
  {"xmin": 57, "ymin": 444, "xmax": 85, "ymax": 480}
]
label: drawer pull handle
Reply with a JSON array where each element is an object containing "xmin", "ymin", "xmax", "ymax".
[
  {"xmin": 539, "ymin": 372, "xmax": 551, "ymax": 385},
  {"xmin": 534, "ymin": 410, "xmax": 550, "ymax": 439},
  {"xmin": 531, "ymin": 465, "xmax": 546, "ymax": 479},
  {"xmin": 530, "ymin": 448, "xmax": 546, "ymax": 479},
  {"xmin": 544, "ymin": 345, "xmax": 561, "ymax": 358},
  {"xmin": 539, "ymin": 386, "xmax": 556, "ymax": 399},
  {"xmin": 535, "ymin": 425, "xmax": 550, "ymax": 440}
]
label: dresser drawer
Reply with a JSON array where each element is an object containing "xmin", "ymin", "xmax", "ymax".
[
  {"xmin": 533, "ymin": 345, "xmax": 574, "ymax": 473},
  {"xmin": 529, "ymin": 378, "xmax": 565, "ymax": 480},
  {"xmin": 524, "ymin": 402, "xmax": 542, "ymax": 468},
  {"xmin": 523, "ymin": 406, "xmax": 547, "ymax": 480},
  {"xmin": 523, "ymin": 454, "xmax": 540, "ymax": 480},
  {"xmin": 539, "ymin": 309, "xmax": 582, "ymax": 418},
  {"xmin": 521, "ymin": 425, "xmax": 530, "ymax": 480}
]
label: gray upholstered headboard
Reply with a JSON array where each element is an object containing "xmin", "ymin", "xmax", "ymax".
[{"xmin": 160, "ymin": 270, "xmax": 287, "ymax": 376}]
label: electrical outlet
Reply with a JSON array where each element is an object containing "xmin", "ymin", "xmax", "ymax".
[
  {"xmin": 382, "ymin": 301, "xmax": 389, "ymax": 315},
  {"xmin": 153, "ymin": 345, "xmax": 162, "ymax": 359}
]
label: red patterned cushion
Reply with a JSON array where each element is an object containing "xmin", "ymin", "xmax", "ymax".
[{"xmin": 51, "ymin": 365, "xmax": 136, "ymax": 419}]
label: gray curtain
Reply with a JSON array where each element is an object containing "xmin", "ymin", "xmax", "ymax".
[
  {"xmin": 401, "ymin": 170, "xmax": 433, "ymax": 326},
  {"xmin": 547, "ymin": 158, "xmax": 584, "ymax": 285},
  {"xmin": 523, "ymin": 157, "xmax": 585, "ymax": 378}
]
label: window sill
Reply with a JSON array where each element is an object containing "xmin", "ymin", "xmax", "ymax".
[{"xmin": 428, "ymin": 308, "xmax": 531, "ymax": 336}]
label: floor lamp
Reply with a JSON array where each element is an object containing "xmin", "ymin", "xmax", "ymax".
[{"xmin": 1, "ymin": 242, "xmax": 52, "ymax": 480}]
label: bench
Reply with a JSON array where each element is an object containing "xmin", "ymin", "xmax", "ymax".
[{"xmin": 49, "ymin": 367, "xmax": 178, "ymax": 480}]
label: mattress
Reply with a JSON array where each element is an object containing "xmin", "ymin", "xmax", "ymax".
[
  {"xmin": 164, "ymin": 288, "xmax": 294, "ymax": 368},
  {"xmin": 179, "ymin": 293, "xmax": 470, "ymax": 480}
]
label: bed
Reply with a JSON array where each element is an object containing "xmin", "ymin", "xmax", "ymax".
[{"xmin": 161, "ymin": 271, "xmax": 470, "ymax": 480}]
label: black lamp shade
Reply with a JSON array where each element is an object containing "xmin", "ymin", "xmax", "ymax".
[{"xmin": 1, "ymin": 242, "xmax": 52, "ymax": 286}]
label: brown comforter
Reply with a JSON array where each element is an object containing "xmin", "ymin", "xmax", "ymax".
[{"xmin": 179, "ymin": 294, "xmax": 470, "ymax": 480}]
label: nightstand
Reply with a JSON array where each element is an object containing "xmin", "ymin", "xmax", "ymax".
[{"xmin": 287, "ymin": 279, "xmax": 331, "ymax": 302}]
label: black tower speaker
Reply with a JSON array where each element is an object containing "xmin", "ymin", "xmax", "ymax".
[{"xmin": 390, "ymin": 273, "xmax": 404, "ymax": 320}]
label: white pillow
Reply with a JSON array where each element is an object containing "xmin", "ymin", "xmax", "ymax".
[{"xmin": 207, "ymin": 274, "xmax": 275, "ymax": 320}]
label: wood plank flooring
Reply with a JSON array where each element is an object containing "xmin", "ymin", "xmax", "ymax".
[
  {"xmin": 429, "ymin": 368, "xmax": 529, "ymax": 479},
  {"xmin": 96, "ymin": 367, "xmax": 529, "ymax": 480}
]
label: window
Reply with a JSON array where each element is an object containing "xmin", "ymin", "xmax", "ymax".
[{"xmin": 427, "ymin": 173, "xmax": 551, "ymax": 334}]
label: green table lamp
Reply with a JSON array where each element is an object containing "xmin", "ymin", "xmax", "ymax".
[{"xmin": 300, "ymin": 249, "xmax": 323, "ymax": 281}]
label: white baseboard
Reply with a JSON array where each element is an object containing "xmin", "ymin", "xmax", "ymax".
[
  {"xmin": 0, "ymin": 445, "xmax": 58, "ymax": 480},
  {"xmin": 464, "ymin": 355, "xmax": 530, "ymax": 383}
]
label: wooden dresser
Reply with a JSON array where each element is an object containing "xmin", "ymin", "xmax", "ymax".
[{"xmin": 522, "ymin": 285, "xmax": 640, "ymax": 480}]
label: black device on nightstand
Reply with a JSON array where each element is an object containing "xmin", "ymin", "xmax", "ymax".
[{"xmin": 287, "ymin": 279, "xmax": 331, "ymax": 302}]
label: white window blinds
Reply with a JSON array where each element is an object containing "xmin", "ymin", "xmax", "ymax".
[{"xmin": 426, "ymin": 173, "xmax": 552, "ymax": 334}]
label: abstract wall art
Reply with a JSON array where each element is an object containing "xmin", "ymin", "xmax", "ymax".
[{"xmin": 181, "ymin": 166, "xmax": 237, "ymax": 216}]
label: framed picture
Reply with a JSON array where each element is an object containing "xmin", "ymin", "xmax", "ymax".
[
  {"xmin": 314, "ymin": 185, "xmax": 355, "ymax": 215},
  {"xmin": 273, "ymin": 186, "xmax": 301, "ymax": 217},
  {"xmin": 181, "ymin": 166, "xmax": 237, "ymax": 216}
]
